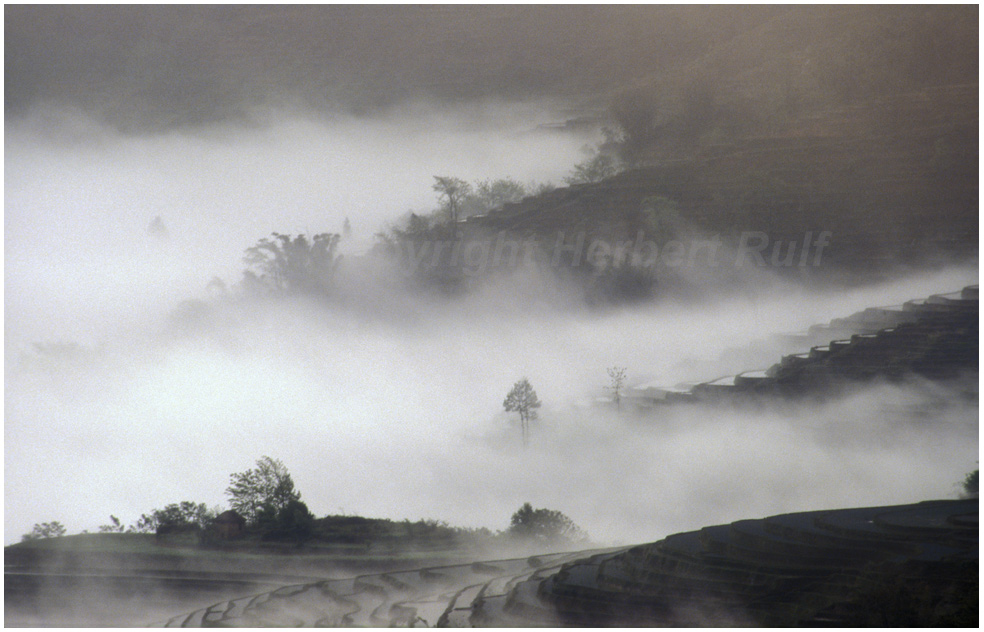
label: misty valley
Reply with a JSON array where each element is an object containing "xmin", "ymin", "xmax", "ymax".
[{"xmin": 5, "ymin": 5, "xmax": 978, "ymax": 628}]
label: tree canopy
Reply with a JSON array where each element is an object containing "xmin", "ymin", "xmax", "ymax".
[
  {"xmin": 226, "ymin": 456, "xmax": 302, "ymax": 524},
  {"xmin": 128, "ymin": 501, "xmax": 219, "ymax": 533},
  {"xmin": 961, "ymin": 469, "xmax": 978, "ymax": 499},
  {"xmin": 508, "ymin": 503, "xmax": 586, "ymax": 544},
  {"xmin": 563, "ymin": 152, "xmax": 622, "ymax": 185},
  {"xmin": 504, "ymin": 378, "xmax": 541, "ymax": 446},
  {"xmin": 21, "ymin": 521, "xmax": 67, "ymax": 542},
  {"xmin": 256, "ymin": 498, "xmax": 316, "ymax": 543},
  {"xmin": 243, "ymin": 232, "xmax": 341, "ymax": 294},
  {"xmin": 469, "ymin": 177, "xmax": 529, "ymax": 214},
  {"xmin": 432, "ymin": 176, "xmax": 471, "ymax": 227}
]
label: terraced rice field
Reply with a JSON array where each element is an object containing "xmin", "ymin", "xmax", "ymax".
[{"xmin": 156, "ymin": 499, "xmax": 976, "ymax": 627}]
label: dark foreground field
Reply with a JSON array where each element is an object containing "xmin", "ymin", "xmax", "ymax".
[
  {"xmin": 4, "ymin": 534, "xmax": 478, "ymax": 626},
  {"xmin": 7, "ymin": 499, "xmax": 977, "ymax": 627}
]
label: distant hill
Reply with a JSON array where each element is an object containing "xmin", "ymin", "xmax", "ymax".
[{"xmin": 464, "ymin": 81, "xmax": 976, "ymax": 292}]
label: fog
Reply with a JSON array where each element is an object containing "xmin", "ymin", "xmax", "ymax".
[
  {"xmin": 5, "ymin": 101, "xmax": 597, "ymax": 350},
  {"xmin": 4, "ymin": 104, "xmax": 978, "ymax": 545}
]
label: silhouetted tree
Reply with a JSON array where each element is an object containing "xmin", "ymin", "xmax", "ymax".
[
  {"xmin": 467, "ymin": 177, "xmax": 529, "ymax": 214},
  {"xmin": 961, "ymin": 469, "xmax": 978, "ymax": 499},
  {"xmin": 129, "ymin": 501, "xmax": 218, "ymax": 533},
  {"xmin": 563, "ymin": 152, "xmax": 621, "ymax": 185},
  {"xmin": 432, "ymin": 176, "xmax": 471, "ymax": 226},
  {"xmin": 276, "ymin": 499, "xmax": 316, "ymax": 543},
  {"xmin": 99, "ymin": 515, "xmax": 126, "ymax": 533},
  {"xmin": 243, "ymin": 232, "xmax": 341, "ymax": 294},
  {"xmin": 508, "ymin": 503, "xmax": 586, "ymax": 544},
  {"xmin": 504, "ymin": 378, "xmax": 541, "ymax": 447},
  {"xmin": 226, "ymin": 456, "xmax": 301, "ymax": 524},
  {"xmin": 21, "ymin": 521, "xmax": 67, "ymax": 542},
  {"xmin": 607, "ymin": 366, "xmax": 627, "ymax": 411}
]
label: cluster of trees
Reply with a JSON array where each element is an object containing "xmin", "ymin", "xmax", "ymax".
[
  {"xmin": 22, "ymin": 370, "xmax": 625, "ymax": 546},
  {"xmin": 563, "ymin": 131, "xmax": 625, "ymax": 186},
  {"xmin": 367, "ymin": 176, "xmax": 553, "ymax": 294},
  {"xmin": 394, "ymin": 174, "xmax": 554, "ymax": 236},
  {"xmin": 226, "ymin": 143, "xmax": 635, "ymax": 302},
  {"xmin": 241, "ymin": 232, "xmax": 342, "ymax": 296},
  {"xmin": 21, "ymin": 521, "xmax": 66, "ymax": 542},
  {"xmin": 411, "ymin": 175, "xmax": 547, "ymax": 229},
  {"xmin": 410, "ymin": 165, "xmax": 651, "ymax": 302},
  {"xmin": 563, "ymin": 152, "xmax": 622, "ymax": 185},
  {"xmin": 89, "ymin": 457, "xmax": 314, "ymax": 545},
  {"xmin": 100, "ymin": 501, "xmax": 218, "ymax": 534},
  {"xmin": 23, "ymin": 464, "xmax": 587, "ymax": 552},
  {"xmin": 227, "ymin": 456, "xmax": 315, "ymax": 543},
  {"xmin": 502, "ymin": 368, "xmax": 629, "ymax": 446},
  {"xmin": 430, "ymin": 167, "xmax": 630, "ymax": 222},
  {"xmin": 232, "ymin": 176, "xmax": 551, "ymax": 299},
  {"xmin": 85, "ymin": 457, "xmax": 315, "ymax": 545},
  {"xmin": 226, "ymin": 455, "xmax": 300, "ymax": 522}
]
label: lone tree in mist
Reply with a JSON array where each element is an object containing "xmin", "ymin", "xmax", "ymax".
[
  {"xmin": 226, "ymin": 456, "xmax": 301, "ymax": 524},
  {"xmin": 504, "ymin": 378, "xmax": 541, "ymax": 447},
  {"xmin": 432, "ymin": 176, "xmax": 471, "ymax": 227},
  {"xmin": 606, "ymin": 366, "xmax": 627, "ymax": 411}
]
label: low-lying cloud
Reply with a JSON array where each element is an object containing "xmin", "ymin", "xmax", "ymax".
[
  {"xmin": 4, "ymin": 104, "xmax": 978, "ymax": 546},
  {"xmin": 4, "ymin": 101, "xmax": 597, "ymax": 347},
  {"xmin": 6, "ymin": 260, "xmax": 978, "ymax": 545}
]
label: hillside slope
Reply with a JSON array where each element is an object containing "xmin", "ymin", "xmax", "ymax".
[
  {"xmin": 155, "ymin": 499, "xmax": 977, "ymax": 627},
  {"xmin": 465, "ymin": 83, "xmax": 976, "ymax": 289}
]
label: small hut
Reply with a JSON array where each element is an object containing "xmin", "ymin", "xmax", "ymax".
[{"xmin": 213, "ymin": 510, "xmax": 247, "ymax": 539}]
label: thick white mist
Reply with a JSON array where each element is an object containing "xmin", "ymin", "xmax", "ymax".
[
  {"xmin": 5, "ymin": 101, "xmax": 597, "ymax": 349},
  {"xmin": 5, "ymin": 105, "xmax": 979, "ymax": 546},
  {"xmin": 5, "ymin": 267, "xmax": 978, "ymax": 545}
]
